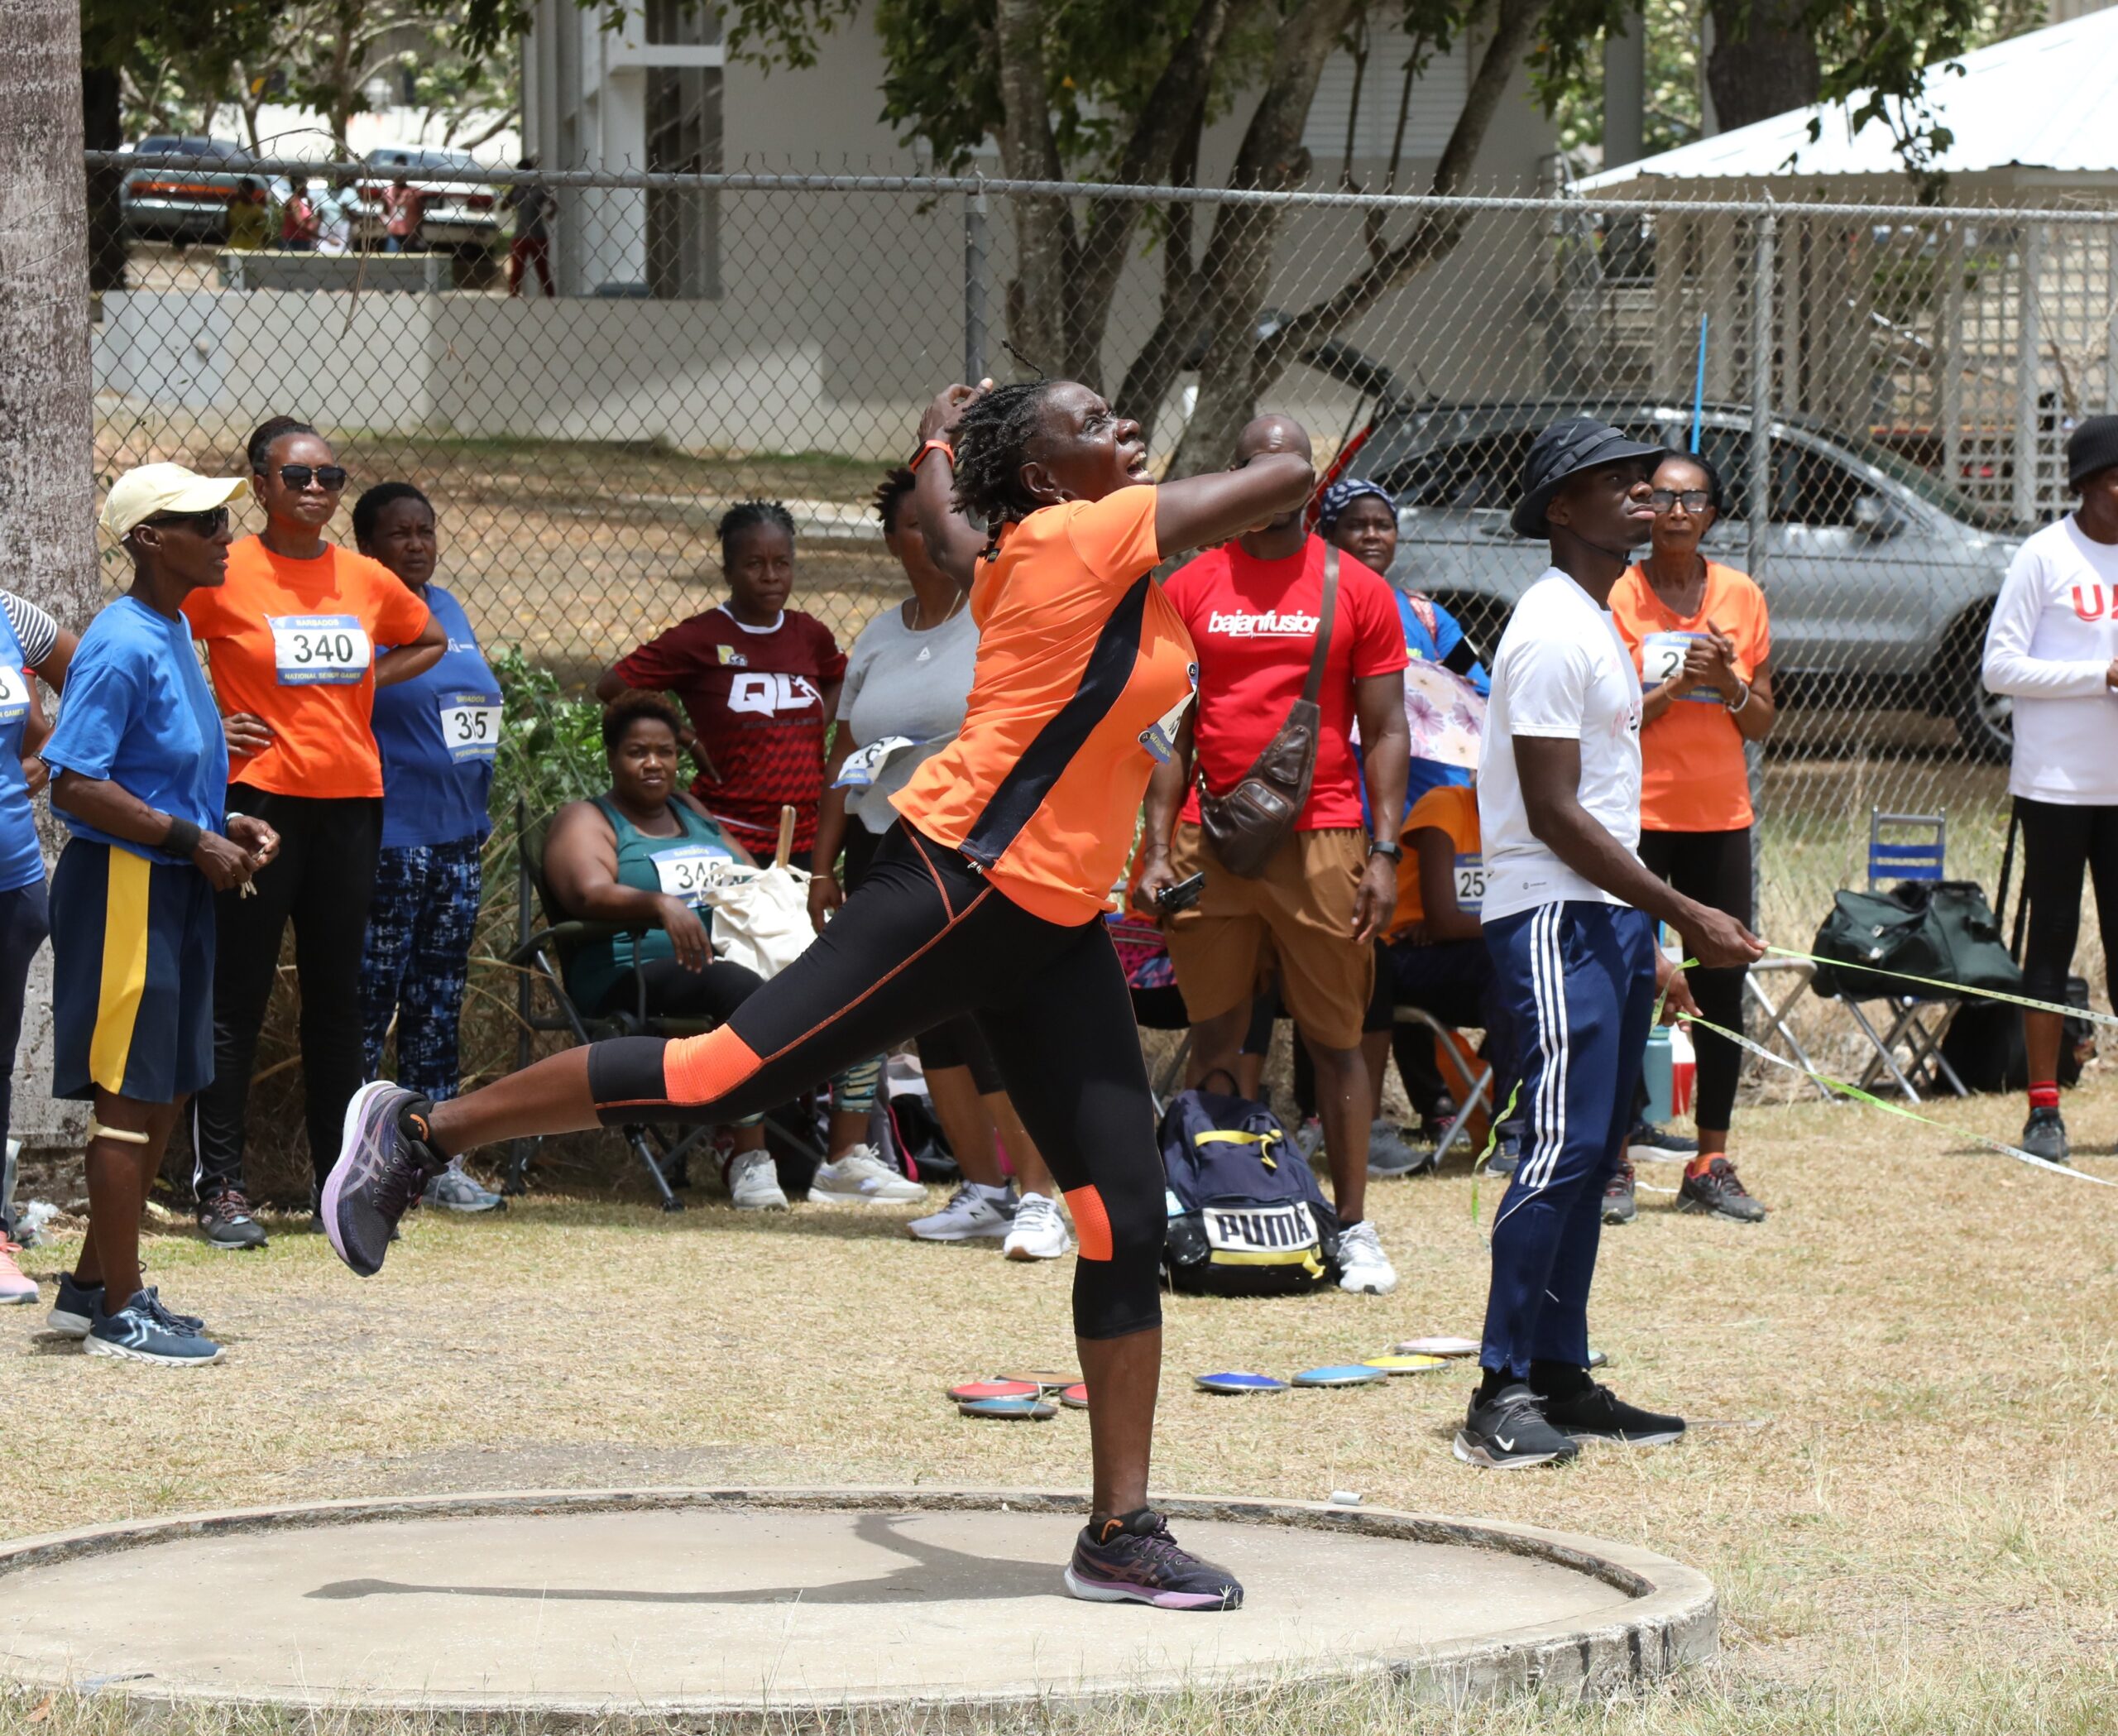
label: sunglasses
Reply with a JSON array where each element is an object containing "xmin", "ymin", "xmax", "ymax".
[
  {"xmin": 143, "ymin": 506, "xmax": 231, "ymax": 535},
  {"xmin": 270, "ymin": 463, "xmax": 349, "ymax": 492},
  {"xmin": 1647, "ymin": 488, "xmax": 1713, "ymax": 512}
]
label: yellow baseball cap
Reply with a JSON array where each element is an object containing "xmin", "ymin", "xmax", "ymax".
[{"xmin": 100, "ymin": 463, "xmax": 250, "ymax": 540}]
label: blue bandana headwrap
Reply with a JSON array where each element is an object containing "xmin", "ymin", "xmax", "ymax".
[{"xmin": 1316, "ymin": 476, "xmax": 1393, "ymax": 535}]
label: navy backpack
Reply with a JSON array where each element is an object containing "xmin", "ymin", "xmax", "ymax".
[{"xmin": 1157, "ymin": 1082, "xmax": 1341, "ymax": 1297}]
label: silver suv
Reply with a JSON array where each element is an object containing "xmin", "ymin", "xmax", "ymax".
[{"xmin": 1349, "ymin": 400, "xmax": 2023, "ymax": 760}]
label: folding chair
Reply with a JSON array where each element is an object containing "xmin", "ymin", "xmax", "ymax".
[
  {"xmin": 1391, "ymin": 1005, "xmax": 1495, "ymax": 1169},
  {"xmin": 499, "ymin": 802, "xmax": 822, "ymax": 1208},
  {"xmin": 1742, "ymin": 957, "xmax": 1834, "ymax": 1101},
  {"xmin": 1823, "ymin": 810, "xmax": 1969, "ymax": 1102}
]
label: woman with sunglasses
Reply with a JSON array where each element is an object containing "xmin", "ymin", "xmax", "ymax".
[
  {"xmin": 182, "ymin": 417, "xmax": 445, "ymax": 1247},
  {"xmin": 1608, "ymin": 450, "xmax": 1776, "ymax": 1226}
]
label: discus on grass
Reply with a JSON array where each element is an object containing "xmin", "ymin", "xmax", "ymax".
[
  {"xmin": 1059, "ymin": 1383, "xmax": 1090, "ymax": 1409},
  {"xmin": 1194, "ymin": 1371, "xmax": 1287, "ymax": 1394},
  {"xmin": 947, "ymin": 1379, "xmax": 1038, "ymax": 1403},
  {"xmin": 957, "ymin": 1396, "xmax": 1056, "ymax": 1421},
  {"xmin": 1292, "ymin": 1364, "xmax": 1385, "ymax": 1388},
  {"xmin": 1362, "ymin": 1354, "xmax": 1449, "ymax": 1376},
  {"xmin": 1393, "ymin": 1336, "xmax": 1479, "ymax": 1359},
  {"xmin": 999, "ymin": 1369, "xmax": 1081, "ymax": 1391}
]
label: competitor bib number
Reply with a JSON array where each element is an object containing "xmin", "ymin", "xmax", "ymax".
[
  {"xmin": 0, "ymin": 664, "xmax": 29, "ymax": 727},
  {"xmin": 1642, "ymin": 631, "xmax": 1721, "ymax": 703},
  {"xmin": 1138, "ymin": 666, "xmax": 1199, "ymax": 764},
  {"xmin": 652, "ymin": 843, "xmax": 734, "ymax": 905},
  {"xmin": 270, "ymin": 615, "xmax": 370, "ymax": 686},
  {"xmin": 833, "ymin": 735, "xmax": 918, "ymax": 789},
  {"xmin": 438, "ymin": 693, "xmax": 503, "ymax": 763},
  {"xmin": 1454, "ymin": 853, "xmax": 1485, "ymax": 913}
]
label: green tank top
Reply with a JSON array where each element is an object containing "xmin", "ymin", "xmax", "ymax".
[{"xmin": 563, "ymin": 794, "xmax": 739, "ymax": 1013}]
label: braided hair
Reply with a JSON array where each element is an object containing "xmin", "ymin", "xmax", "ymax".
[
  {"xmin": 950, "ymin": 381, "xmax": 1060, "ymax": 547},
  {"xmin": 716, "ymin": 498, "xmax": 796, "ymax": 556},
  {"xmin": 872, "ymin": 467, "xmax": 917, "ymax": 536}
]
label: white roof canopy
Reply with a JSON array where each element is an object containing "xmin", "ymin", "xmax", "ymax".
[{"xmin": 1581, "ymin": 7, "xmax": 2118, "ymax": 188}]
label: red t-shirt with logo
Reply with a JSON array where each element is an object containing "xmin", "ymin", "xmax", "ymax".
[
  {"xmin": 611, "ymin": 605, "xmax": 848, "ymax": 855},
  {"xmin": 1162, "ymin": 535, "xmax": 1409, "ymax": 831}
]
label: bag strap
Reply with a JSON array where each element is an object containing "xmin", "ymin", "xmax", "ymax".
[{"xmin": 1298, "ymin": 547, "xmax": 1340, "ymax": 707}]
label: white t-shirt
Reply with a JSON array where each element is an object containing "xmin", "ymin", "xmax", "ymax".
[
  {"xmin": 1982, "ymin": 516, "xmax": 2118, "ymax": 806},
  {"xmin": 1477, "ymin": 568, "xmax": 1644, "ymax": 923}
]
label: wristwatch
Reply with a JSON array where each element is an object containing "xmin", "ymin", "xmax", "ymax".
[{"xmin": 1367, "ymin": 837, "xmax": 1403, "ymax": 861}]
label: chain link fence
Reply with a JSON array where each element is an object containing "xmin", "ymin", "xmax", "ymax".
[{"xmin": 81, "ymin": 152, "xmax": 2118, "ymax": 1111}]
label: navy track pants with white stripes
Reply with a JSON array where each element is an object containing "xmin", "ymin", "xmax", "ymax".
[{"xmin": 1478, "ymin": 900, "xmax": 1657, "ymax": 1380}]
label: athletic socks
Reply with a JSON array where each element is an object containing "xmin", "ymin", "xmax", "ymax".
[
  {"xmin": 2029, "ymin": 1080, "xmax": 2060, "ymax": 1112},
  {"xmin": 399, "ymin": 1096, "xmax": 451, "ymax": 1172},
  {"xmin": 1528, "ymin": 1359, "xmax": 1591, "ymax": 1400}
]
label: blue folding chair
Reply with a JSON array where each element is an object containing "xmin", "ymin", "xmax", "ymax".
[{"xmin": 1831, "ymin": 811, "xmax": 1969, "ymax": 1101}]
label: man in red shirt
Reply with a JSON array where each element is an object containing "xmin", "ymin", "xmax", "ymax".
[
  {"xmin": 597, "ymin": 501, "xmax": 847, "ymax": 859},
  {"xmin": 1135, "ymin": 415, "xmax": 1411, "ymax": 1296}
]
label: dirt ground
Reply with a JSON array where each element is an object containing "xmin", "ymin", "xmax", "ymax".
[{"xmin": 5, "ymin": 1066, "xmax": 2118, "ymax": 1732}]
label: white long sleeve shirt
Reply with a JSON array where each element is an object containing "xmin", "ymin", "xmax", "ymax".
[{"xmin": 1982, "ymin": 516, "xmax": 2118, "ymax": 804}]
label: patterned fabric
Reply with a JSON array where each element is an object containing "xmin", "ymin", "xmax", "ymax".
[
  {"xmin": 360, "ymin": 838, "xmax": 482, "ymax": 1101},
  {"xmin": 1315, "ymin": 477, "xmax": 1392, "ymax": 535}
]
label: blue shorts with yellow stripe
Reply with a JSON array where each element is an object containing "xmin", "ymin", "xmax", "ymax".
[{"xmin": 50, "ymin": 839, "xmax": 215, "ymax": 1104}]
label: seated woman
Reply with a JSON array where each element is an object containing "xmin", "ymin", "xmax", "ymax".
[{"xmin": 541, "ymin": 692, "xmax": 783, "ymax": 1207}]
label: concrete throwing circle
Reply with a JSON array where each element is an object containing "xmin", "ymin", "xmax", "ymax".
[{"xmin": 0, "ymin": 1489, "xmax": 1715, "ymax": 1720}]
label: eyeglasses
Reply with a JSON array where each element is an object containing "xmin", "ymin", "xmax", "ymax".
[
  {"xmin": 1647, "ymin": 488, "xmax": 1713, "ymax": 512},
  {"xmin": 271, "ymin": 464, "xmax": 348, "ymax": 492},
  {"xmin": 142, "ymin": 506, "xmax": 231, "ymax": 535}
]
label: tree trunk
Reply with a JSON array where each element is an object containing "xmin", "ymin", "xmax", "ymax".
[
  {"xmin": 1706, "ymin": 0, "xmax": 1819, "ymax": 131},
  {"xmin": 1, "ymin": 0, "xmax": 101, "ymax": 1153},
  {"xmin": 992, "ymin": 0, "xmax": 1072, "ymax": 380},
  {"xmin": 82, "ymin": 59, "xmax": 125, "ymax": 292}
]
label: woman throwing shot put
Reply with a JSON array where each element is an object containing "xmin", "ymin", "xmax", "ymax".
[{"xmin": 323, "ymin": 377, "xmax": 1312, "ymax": 1611}]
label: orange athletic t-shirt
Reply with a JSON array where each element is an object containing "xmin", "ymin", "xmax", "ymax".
[
  {"xmin": 893, "ymin": 487, "xmax": 1197, "ymax": 927},
  {"xmin": 1610, "ymin": 560, "xmax": 1770, "ymax": 832},
  {"xmin": 182, "ymin": 536, "xmax": 433, "ymax": 799},
  {"xmin": 1389, "ymin": 784, "xmax": 1481, "ymax": 940}
]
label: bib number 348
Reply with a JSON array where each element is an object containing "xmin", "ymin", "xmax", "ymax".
[{"xmin": 269, "ymin": 615, "xmax": 370, "ymax": 686}]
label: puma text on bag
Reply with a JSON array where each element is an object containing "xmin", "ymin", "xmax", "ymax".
[{"xmin": 1158, "ymin": 1085, "xmax": 1340, "ymax": 1297}]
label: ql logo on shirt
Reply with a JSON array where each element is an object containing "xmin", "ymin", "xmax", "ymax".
[{"xmin": 728, "ymin": 673, "xmax": 822, "ymax": 717}]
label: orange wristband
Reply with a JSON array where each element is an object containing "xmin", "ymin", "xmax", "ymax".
[{"xmin": 911, "ymin": 439, "xmax": 955, "ymax": 472}]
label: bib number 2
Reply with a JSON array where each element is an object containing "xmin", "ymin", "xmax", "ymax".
[{"xmin": 270, "ymin": 615, "xmax": 370, "ymax": 686}]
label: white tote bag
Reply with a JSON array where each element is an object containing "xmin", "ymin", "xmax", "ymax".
[{"xmin": 695, "ymin": 806, "xmax": 818, "ymax": 981}]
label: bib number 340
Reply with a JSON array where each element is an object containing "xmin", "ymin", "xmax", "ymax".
[{"xmin": 269, "ymin": 615, "xmax": 370, "ymax": 686}]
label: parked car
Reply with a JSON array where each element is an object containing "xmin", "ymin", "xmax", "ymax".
[
  {"xmin": 1344, "ymin": 400, "xmax": 2024, "ymax": 760},
  {"xmin": 117, "ymin": 137, "xmax": 261, "ymax": 244},
  {"xmin": 349, "ymin": 148, "xmax": 501, "ymax": 252}
]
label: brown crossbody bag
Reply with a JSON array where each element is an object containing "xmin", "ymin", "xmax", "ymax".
[{"xmin": 1196, "ymin": 547, "xmax": 1340, "ymax": 879}]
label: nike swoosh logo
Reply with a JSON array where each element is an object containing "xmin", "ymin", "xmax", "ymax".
[{"xmin": 1495, "ymin": 1435, "xmax": 1516, "ymax": 1451}]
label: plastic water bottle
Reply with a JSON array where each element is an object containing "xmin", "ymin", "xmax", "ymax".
[{"xmin": 1641, "ymin": 1025, "xmax": 1675, "ymax": 1127}]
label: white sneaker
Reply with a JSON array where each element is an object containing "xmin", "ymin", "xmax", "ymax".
[
  {"xmin": 908, "ymin": 1182, "xmax": 1015, "ymax": 1241},
  {"xmin": 807, "ymin": 1144, "xmax": 925, "ymax": 1206},
  {"xmin": 1002, "ymin": 1192, "xmax": 1070, "ymax": 1260},
  {"xmin": 1335, "ymin": 1219, "xmax": 1398, "ymax": 1295},
  {"xmin": 726, "ymin": 1150, "xmax": 788, "ymax": 1211}
]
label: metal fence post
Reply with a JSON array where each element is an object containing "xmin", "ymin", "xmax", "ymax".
[
  {"xmin": 963, "ymin": 184, "xmax": 989, "ymax": 386},
  {"xmin": 1747, "ymin": 211, "xmax": 1776, "ymax": 582},
  {"xmin": 2015, "ymin": 221, "xmax": 2045, "ymax": 526}
]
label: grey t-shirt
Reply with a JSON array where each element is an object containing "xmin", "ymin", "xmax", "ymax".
[{"xmin": 836, "ymin": 601, "xmax": 978, "ymax": 831}]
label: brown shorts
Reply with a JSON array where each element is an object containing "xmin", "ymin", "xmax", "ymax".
[{"xmin": 1163, "ymin": 822, "xmax": 1374, "ymax": 1050}]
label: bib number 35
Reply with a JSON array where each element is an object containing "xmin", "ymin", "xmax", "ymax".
[
  {"xmin": 438, "ymin": 694, "xmax": 503, "ymax": 763},
  {"xmin": 269, "ymin": 614, "xmax": 370, "ymax": 686}
]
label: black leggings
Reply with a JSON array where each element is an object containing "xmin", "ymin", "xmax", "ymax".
[
  {"xmin": 2016, "ymin": 797, "xmax": 2118, "ymax": 1006},
  {"xmin": 1638, "ymin": 827, "xmax": 1752, "ymax": 1134},
  {"xmin": 588, "ymin": 827, "xmax": 1165, "ymax": 1340}
]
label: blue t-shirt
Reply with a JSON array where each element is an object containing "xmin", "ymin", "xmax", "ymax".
[
  {"xmin": 0, "ymin": 597, "xmax": 44, "ymax": 893},
  {"xmin": 45, "ymin": 596, "xmax": 229, "ymax": 866},
  {"xmin": 371, "ymin": 585, "xmax": 501, "ymax": 849},
  {"xmin": 1397, "ymin": 587, "xmax": 1491, "ymax": 810}
]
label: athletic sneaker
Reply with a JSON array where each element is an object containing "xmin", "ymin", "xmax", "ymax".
[
  {"xmin": 1292, "ymin": 1116, "xmax": 1325, "ymax": 1165},
  {"xmin": 908, "ymin": 1182, "xmax": 1013, "ymax": 1241},
  {"xmin": 1366, "ymin": 1120, "xmax": 1426, "ymax": 1178},
  {"xmin": 807, "ymin": 1144, "xmax": 924, "ymax": 1206},
  {"xmin": 1453, "ymin": 1382, "xmax": 1579, "ymax": 1469},
  {"xmin": 85, "ymin": 1291, "xmax": 223, "ymax": 1367},
  {"xmin": 197, "ymin": 1186, "xmax": 267, "ymax": 1250},
  {"xmin": 1003, "ymin": 1192, "xmax": 1070, "ymax": 1260},
  {"xmin": 1334, "ymin": 1219, "xmax": 1398, "ymax": 1296},
  {"xmin": 0, "ymin": 1235, "xmax": 35, "ymax": 1305},
  {"xmin": 50, "ymin": 1274, "xmax": 202, "ymax": 1339},
  {"xmin": 1483, "ymin": 1122, "xmax": 1521, "ymax": 1177},
  {"xmin": 2020, "ymin": 1105, "xmax": 2069, "ymax": 1166},
  {"xmin": 1627, "ymin": 1123, "xmax": 1697, "ymax": 1165},
  {"xmin": 1601, "ymin": 1156, "xmax": 1637, "ymax": 1225},
  {"xmin": 1063, "ymin": 1508, "xmax": 1243, "ymax": 1611},
  {"xmin": 1539, "ymin": 1378, "xmax": 1685, "ymax": 1446},
  {"xmin": 321, "ymin": 1081, "xmax": 443, "ymax": 1278},
  {"xmin": 1675, "ymin": 1157, "xmax": 1767, "ymax": 1222},
  {"xmin": 726, "ymin": 1149, "xmax": 789, "ymax": 1211},
  {"xmin": 424, "ymin": 1164, "xmax": 505, "ymax": 1213}
]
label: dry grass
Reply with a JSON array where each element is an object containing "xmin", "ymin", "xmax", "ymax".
[{"xmin": 6, "ymin": 1067, "xmax": 2118, "ymax": 1730}]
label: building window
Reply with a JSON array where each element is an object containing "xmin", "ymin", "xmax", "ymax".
[{"xmin": 644, "ymin": 0, "xmax": 722, "ymax": 300}]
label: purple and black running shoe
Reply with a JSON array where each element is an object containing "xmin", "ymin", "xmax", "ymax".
[{"xmin": 1063, "ymin": 1508, "xmax": 1244, "ymax": 1611}]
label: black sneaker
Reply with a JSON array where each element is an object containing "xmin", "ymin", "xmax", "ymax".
[
  {"xmin": 197, "ymin": 1187, "xmax": 267, "ymax": 1250},
  {"xmin": 2020, "ymin": 1106, "xmax": 2069, "ymax": 1166},
  {"xmin": 1538, "ymin": 1378, "xmax": 1685, "ymax": 1446},
  {"xmin": 1627, "ymin": 1122, "xmax": 1697, "ymax": 1164},
  {"xmin": 1602, "ymin": 1156, "xmax": 1637, "ymax": 1225},
  {"xmin": 1064, "ymin": 1508, "xmax": 1244, "ymax": 1610},
  {"xmin": 1482, "ymin": 1123, "xmax": 1521, "ymax": 1177},
  {"xmin": 1453, "ymin": 1382, "xmax": 1580, "ymax": 1469},
  {"xmin": 320, "ymin": 1083, "xmax": 443, "ymax": 1278},
  {"xmin": 1675, "ymin": 1156, "xmax": 1768, "ymax": 1222}
]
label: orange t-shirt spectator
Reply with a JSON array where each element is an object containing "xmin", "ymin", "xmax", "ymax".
[{"xmin": 382, "ymin": 180, "xmax": 425, "ymax": 251}]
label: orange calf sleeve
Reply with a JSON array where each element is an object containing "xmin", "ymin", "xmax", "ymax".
[
  {"xmin": 662, "ymin": 1027, "xmax": 763, "ymax": 1107},
  {"xmin": 1065, "ymin": 1184, "xmax": 1114, "ymax": 1261}
]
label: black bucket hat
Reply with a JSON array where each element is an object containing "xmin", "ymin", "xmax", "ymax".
[
  {"xmin": 2067, "ymin": 415, "xmax": 2118, "ymax": 491},
  {"xmin": 1510, "ymin": 417, "xmax": 1668, "ymax": 539}
]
